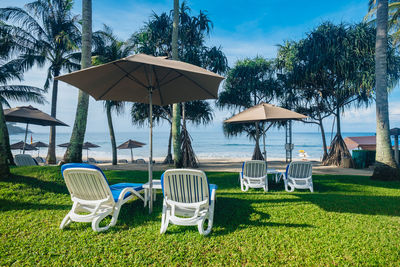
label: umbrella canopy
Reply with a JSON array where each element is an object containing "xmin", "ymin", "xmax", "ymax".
[
  {"xmin": 117, "ymin": 139, "xmax": 146, "ymax": 163},
  {"xmin": 224, "ymin": 103, "xmax": 307, "ymax": 123},
  {"xmin": 55, "ymin": 54, "xmax": 224, "ymax": 105},
  {"xmin": 4, "ymin": 105, "xmax": 68, "ymax": 154},
  {"xmin": 390, "ymin": 128, "xmax": 400, "ymax": 136},
  {"xmin": 117, "ymin": 139, "xmax": 145, "ymax": 149},
  {"xmin": 32, "ymin": 141, "xmax": 48, "ymax": 148},
  {"xmin": 58, "ymin": 142, "xmax": 100, "ymax": 149},
  {"xmin": 224, "ymin": 103, "xmax": 307, "ymax": 161},
  {"xmin": 55, "ymin": 53, "xmax": 225, "ymax": 214},
  {"xmin": 4, "ymin": 105, "xmax": 68, "ymax": 126},
  {"xmin": 10, "ymin": 141, "xmax": 37, "ymax": 151}
]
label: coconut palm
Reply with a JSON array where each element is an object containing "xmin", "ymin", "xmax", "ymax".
[
  {"xmin": 370, "ymin": 0, "xmax": 400, "ymax": 180},
  {"xmin": 90, "ymin": 25, "xmax": 133, "ymax": 165},
  {"xmin": 63, "ymin": 0, "xmax": 92, "ymax": 163},
  {"xmin": 0, "ymin": 23, "xmax": 45, "ymax": 176},
  {"xmin": 0, "ymin": 0, "xmax": 81, "ymax": 164}
]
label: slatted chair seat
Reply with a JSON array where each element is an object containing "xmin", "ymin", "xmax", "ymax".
[
  {"xmin": 60, "ymin": 163, "xmax": 144, "ymax": 232},
  {"xmin": 14, "ymin": 154, "xmax": 38, "ymax": 166},
  {"xmin": 283, "ymin": 161, "xmax": 313, "ymax": 192},
  {"xmin": 240, "ymin": 160, "xmax": 268, "ymax": 192},
  {"xmin": 160, "ymin": 169, "xmax": 217, "ymax": 236}
]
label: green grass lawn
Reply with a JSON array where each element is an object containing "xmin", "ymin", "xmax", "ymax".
[{"xmin": 1, "ymin": 166, "xmax": 400, "ymax": 265}]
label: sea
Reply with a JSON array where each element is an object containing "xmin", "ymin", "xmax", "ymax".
[{"xmin": 9, "ymin": 128, "xmax": 376, "ymax": 161}]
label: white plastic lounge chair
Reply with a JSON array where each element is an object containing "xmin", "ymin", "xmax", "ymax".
[
  {"xmin": 118, "ymin": 159, "xmax": 128, "ymax": 164},
  {"xmin": 60, "ymin": 163, "xmax": 144, "ymax": 232},
  {"xmin": 35, "ymin": 156, "xmax": 45, "ymax": 164},
  {"xmin": 87, "ymin": 157, "xmax": 97, "ymax": 164},
  {"xmin": 160, "ymin": 169, "xmax": 217, "ymax": 236},
  {"xmin": 240, "ymin": 160, "xmax": 268, "ymax": 192},
  {"xmin": 283, "ymin": 161, "xmax": 313, "ymax": 192},
  {"xmin": 14, "ymin": 154, "xmax": 38, "ymax": 166}
]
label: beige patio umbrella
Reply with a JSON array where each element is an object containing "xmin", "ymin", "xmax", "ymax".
[
  {"xmin": 225, "ymin": 103, "xmax": 307, "ymax": 160},
  {"xmin": 32, "ymin": 141, "xmax": 48, "ymax": 157},
  {"xmin": 117, "ymin": 139, "xmax": 145, "ymax": 163},
  {"xmin": 58, "ymin": 142, "xmax": 100, "ymax": 161},
  {"xmin": 4, "ymin": 106, "xmax": 68, "ymax": 153},
  {"xmin": 55, "ymin": 53, "xmax": 224, "ymax": 213}
]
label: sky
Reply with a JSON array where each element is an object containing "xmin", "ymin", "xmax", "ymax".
[{"xmin": 3, "ymin": 0, "xmax": 400, "ymax": 134}]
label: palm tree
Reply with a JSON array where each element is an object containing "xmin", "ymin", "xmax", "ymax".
[
  {"xmin": 91, "ymin": 25, "xmax": 133, "ymax": 165},
  {"xmin": 0, "ymin": 0, "xmax": 81, "ymax": 164},
  {"xmin": 0, "ymin": 23, "xmax": 45, "ymax": 176},
  {"xmin": 171, "ymin": 0, "xmax": 181, "ymax": 167},
  {"xmin": 370, "ymin": 0, "xmax": 400, "ymax": 180},
  {"xmin": 63, "ymin": 0, "xmax": 92, "ymax": 163}
]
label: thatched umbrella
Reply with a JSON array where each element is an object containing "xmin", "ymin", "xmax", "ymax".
[
  {"xmin": 10, "ymin": 141, "xmax": 37, "ymax": 153},
  {"xmin": 117, "ymin": 139, "xmax": 145, "ymax": 163},
  {"xmin": 58, "ymin": 142, "xmax": 100, "ymax": 161},
  {"xmin": 55, "ymin": 53, "xmax": 224, "ymax": 213},
  {"xmin": 32, "ymin": 141, "xmax": 48, "ymax": 157},
  {"xmin": 4, "ymin": 106, "xmax": 68, "ymax": 153},
  {"xmin": 225, "ymin": 103, "xmax": 307, "ymax": 160}
]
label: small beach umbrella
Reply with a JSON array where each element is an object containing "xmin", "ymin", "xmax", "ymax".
[
  {"xmin": 225, "ymin": 103, "xmax": 307, "ymax": 160},
  {"xmin": 56, "ymin": 53, "xmax": 224, "ymax": 213},
  {"xmin": 4, "ymin": 106, "xmax": 68, "ymax": 153},
  {"xmin": 390, "ymin": 128, "xmax": 400, "ymax": 164},
  {"xmin": 58, "ymin": 142, "xmax": 100, "ymax": 161},
  {"xmin": 117, "ymin": 139, "xmax": 146, "ymax": 163},
  {"xmin": 32, "ymin": 141, "xmax": 48, "ymax": 157},
  {"xmin": 10, "ymin": 141, "xmax": 37, "ymax": 153}
]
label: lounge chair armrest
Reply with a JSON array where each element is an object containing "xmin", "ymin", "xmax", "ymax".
[{"xmin": 118, "ymin": 187, "xmax": 144, "ymax": 203}]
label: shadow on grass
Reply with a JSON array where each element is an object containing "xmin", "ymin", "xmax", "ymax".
[
  {"xmin": 211, "ymin": 196, "xmax": 313, "ymax": 236},
  {"xmin": 295, "ymin": 193, "xmax": 400, "ymax": 217},
  {"xmin": 1, "ymin": 174, "xmax": 68, "ymax": 195},
  {"xmin": 0, "ymin": 199, "xmax": 70, "ymax": 211}
]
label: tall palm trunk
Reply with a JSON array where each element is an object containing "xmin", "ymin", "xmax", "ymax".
[
  {"xmin": 252, "ymin": 121, "xmax": 264, "ymax": 160},
  {"xmin": 171, "ymin": 0, "xmax": 182, "ymax": 167},
  {"xmin": 106, "ymin": 102, "xmax": 117, "ymax": 165},
  {"xmin": 63, "ymin": 0, "xmax": 92, "ymax": 163},
  {"xmin": 46, "ymin": 68, "xmax": 60, "ymax": 164},
  {"xmin": 372, "ymin": 0, "xmax": 400, "ymax": 180},
  {"xmin": 0, "ymin": 101, "xmax": 10, "ymax": 177}
]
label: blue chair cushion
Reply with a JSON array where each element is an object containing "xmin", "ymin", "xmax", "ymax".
[{"xmin": 109, "ymin": 183, "xmax": 143, "ymax": 202}]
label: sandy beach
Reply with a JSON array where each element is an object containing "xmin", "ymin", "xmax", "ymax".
[{"xmin": 97, "ymin": 157, "xmax": 373, "ymax": 176}]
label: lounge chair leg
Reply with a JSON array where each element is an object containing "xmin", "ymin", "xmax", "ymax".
[
  {"xmin": 92, "ymin": 212, "xmax": 111, "ymax": 232},
  {"xmin": 160, "ymin": 202, "xmax": 169, "ymax": 234},
  {"xmin": 110, "ymin": 205, "xmax": 122, "ymax": 227},
  {"xmin": 60, "ymin": 214, "xmax": 72, "ymax": 229}
]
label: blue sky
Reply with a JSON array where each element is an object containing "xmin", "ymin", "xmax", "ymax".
[{"xmin": 4, "ymin": 0, "xmax": 400, "ymax": 134}]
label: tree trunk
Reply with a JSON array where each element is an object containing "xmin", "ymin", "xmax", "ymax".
[
  {"xmin": 252, "ymin": 121, "xmax": 264, "ymax": 160},
  {"xmin": 318, "ymin": 114, "xmax": 328, "ymax": 161},
  {"xmin": 0, "ymin": 101, "xmax": 10, "ymax": 177},
  {"xmin": 372, "ymin": 0, "xmax": 400, "ymax": 180},
  {"xmin": 63, "ymin": 0, "xmax": 92, "ymax": 163},
  {"xmin": 171, "ymin": 0, "xmax": 181, "ymax": 167},
  {"xmin": 163, "ymin": 124, "xmax": 173, "ymax": 164},
  {"xmin": 106, "ymin": 102, "xmax": 117, "ymax": 165},
  {"xmin": 46, "ymin": 68, "xmax": 60, "ymax": 164}
]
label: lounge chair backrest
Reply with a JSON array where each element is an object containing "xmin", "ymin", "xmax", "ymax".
[
  {"xmin": 35, "ymin": 157, "xmax": 45, "ymax": 164},
  {"xmin": 61, "ymin": 163, "xmax": 113, "ymax": 203},
  {"xmin": 243, "ymin": 160, "xmax": 267, "ymax": 178},
  {"xmin": 287, "ymin": 162, "xmax": 312, "ymax": 178},
  {"xmin": 162, "ymin": 169, "xmax": 209, "ymax": 205},
  {"xmin": 14, "ymin": 154, "xmax": 38, "ymax": 166}
]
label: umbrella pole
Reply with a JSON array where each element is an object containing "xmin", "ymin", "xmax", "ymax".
[
  {"xmin": 22, "ymin": 123, "xmax": 29, "ymax": 154},
  {"xmin": 148, "ymin": 90, "xmax": 153, "ymax": 214},
  {"xmin": 130, "ymin": 148, "xmax": 133, "ymax": 163},
  {"xmin": 87, "ymin": 149, "xmax": 89, "ymax": 162}
]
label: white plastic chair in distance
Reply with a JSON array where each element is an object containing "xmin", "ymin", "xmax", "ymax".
[
  {"xmin": 60, "ymin": 163, "xmax": 144, "ymax": 232},
  {"xmin": 284, "ymin": 161, "xmax": 313, "ymax": 192},
  {"xmin": 14, "ymin": 154, "xmax": 38, "ymax": 166},
  {"xmin": 160, "ymin": 169, "xmax": 217, "ymax": 236},
  {"xmin": 240, "ymin": 160, "xmax": 268, "ymax": 192}
]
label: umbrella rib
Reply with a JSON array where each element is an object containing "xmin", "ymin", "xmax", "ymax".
[
  {"xmin": 158, "ymin": 72, "xmax": 183, "ymax": 88},
  {"xmin": 98, "ymin": 68, "xmax": 131, "ymax": 99},
  {"xmin": 152, "ymin": 66, "xmax": 164, "ymax": 105},
  {"xmin": 116, "ymin": 62, "xmax": 149, "ymax": 89},
  {"xmin": 175, "ymin": 70, "xmax": 217, "ymax": 99}
]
